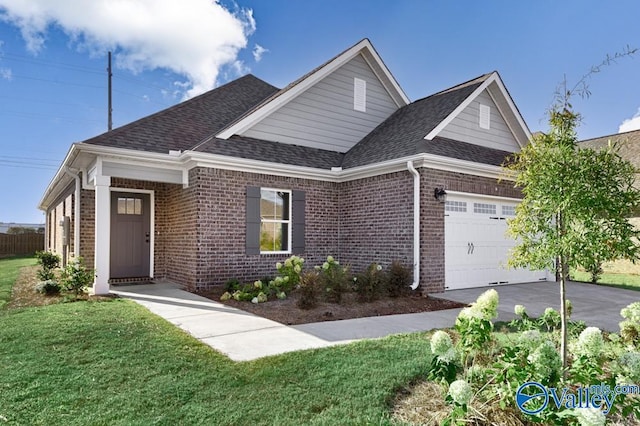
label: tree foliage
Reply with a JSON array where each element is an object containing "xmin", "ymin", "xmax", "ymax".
[
  {"xmin": 506, "ymin": 109, "xmax": 640, "ymax": 274},
  {"xmin": 504, "ymin": 106, "xmax": 640, "ymax": 372}
]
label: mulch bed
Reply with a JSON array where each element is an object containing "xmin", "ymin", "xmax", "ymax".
[{"xmin": 198, "ymin": 286, "xmax": 466, "ymax": 326}]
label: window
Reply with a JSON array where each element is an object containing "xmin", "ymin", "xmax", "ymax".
[
  {"xmin": 117, "ymin": 197, "xmax": 142, "ymax": 215},
  {"xmin": 445, "ymin": 200, "xmax": 467, "ymax": 212},
  {"xmin": 354, "ymin": 77, "xmax": 366, "ymax": 112},
  {"xmin": 479, "ymin": 104, "xmax": 490, "ymax": 129},
  {"xmin": 259, "ymin": 189, "xmax": 291, "ymax": 253},
  {"xmin": 474, "ymin": 202, "xmax": 496, "ymax": 215},
  {"xmin": 501, "ymin": 205, "xmax": 516, "ymax": 216}
]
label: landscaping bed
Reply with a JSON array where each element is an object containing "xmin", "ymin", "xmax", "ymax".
[{"xmin": 200, "ymin": 285, "xmax": 465, "ymax": 325}]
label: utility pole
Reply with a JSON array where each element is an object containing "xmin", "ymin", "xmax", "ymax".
[{"xmin": 107, "ymin": 51, "xmax": 113, "ymax": 131}]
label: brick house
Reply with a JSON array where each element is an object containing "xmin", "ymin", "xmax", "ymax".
[{"xmin": 39, "ymin": 39, "xmax": 546, "ymax": 295}]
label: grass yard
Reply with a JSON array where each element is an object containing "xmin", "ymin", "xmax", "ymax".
[
  {"xmin": 571, "ymin": 269, "xmax": 640, "ymax": 291},
  {"xmin": 0, "ymin": 298, "xmax": 431, "ymax": 425},
  {"xmin": 0, "ymin": 256, "xmax": 37, "ymax": 309}
]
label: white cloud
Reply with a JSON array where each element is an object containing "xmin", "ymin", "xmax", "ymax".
[
  {"xmin": 253, "ymin": 44, "xmax": 268, "ymax": 62},
  {"xmin": 0, "ymin": 0, "xmax": 256, "ymax": 98},
  {"xmin": 619, "ymin": 108, "xmax": 640, "ymax": 133},
  {"xmin": 0, "ymin": 67, "xmax": 11, "ymax": 80}
]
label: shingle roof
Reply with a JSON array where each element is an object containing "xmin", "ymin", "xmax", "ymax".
[
  {"xmin": 579, "ymin": 129, "xmax": 640, "ymax": 169},
  {"xmin": 194, "ymin": 135, "xmax": 344, "ymax": 169},
  {"xmin": 84, "ymin": 74, "xmax": 279, "ymax": 153},
  {"xmin": 341, "ymin": 73, "xmax": 503, "ymax": 168}
]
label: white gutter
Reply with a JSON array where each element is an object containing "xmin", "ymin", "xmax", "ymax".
[
  {"xmin": 406, "ymin": 160, "xmax": 420, "ymax": 290},
  {"xmin": 63, "ymin": 167, "xmax": 81, "ymax": 257}
]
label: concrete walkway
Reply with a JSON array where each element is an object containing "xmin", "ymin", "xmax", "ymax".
[
  {"xmin": 111, "ymin": 282, "xmax": 461, "ymax": 361},
  {"xmin": 111, "ymin": 280, "xmax": 639, "ymax": 362}
]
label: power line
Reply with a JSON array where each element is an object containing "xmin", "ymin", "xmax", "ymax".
[{"xmin": 0, "ymin": 155, "xmax": 61, "ymax": 163}]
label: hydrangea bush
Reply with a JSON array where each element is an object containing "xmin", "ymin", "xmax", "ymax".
[{"xmin": 425, "ymin": 294, "xmax": 640, "ymax": 424}]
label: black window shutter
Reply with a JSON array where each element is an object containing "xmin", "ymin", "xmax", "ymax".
[
  {"xmin": 292, "ymin": 190, "xmax": 305, "ymax": 254},
  {"xmin": 246, "ymin": 186, "xmax": 261, "ymax": 255}
]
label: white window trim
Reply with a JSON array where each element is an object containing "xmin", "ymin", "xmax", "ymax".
[{"xmin": 259, "ymin": 188, "xmax": 292, "ymax": 255}]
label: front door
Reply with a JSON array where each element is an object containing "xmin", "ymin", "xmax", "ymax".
[{"xmin": 110, "ymin": 192, "xmax": 151, "ymax": 279}]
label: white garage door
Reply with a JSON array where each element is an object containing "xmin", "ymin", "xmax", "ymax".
[{"xmin": 444, "ymin": 194, "xmax": 546, "ymax": 290}]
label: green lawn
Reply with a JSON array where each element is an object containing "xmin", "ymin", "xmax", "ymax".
[
  {"xmin": 0, "ymin": 256, "xmax": 37, "ymax": 309},
  {"xmin": 571, "ymin": 269, "xmax": 640, "ymax": 291},
  {"xmin": 0, "ymin": 297, "xmax": 430, "ymax": 425}
]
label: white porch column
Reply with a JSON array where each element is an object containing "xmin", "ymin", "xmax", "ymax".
[{"xmin": 93, "ymin": 175, "xmax": 111, "ymax": 295}]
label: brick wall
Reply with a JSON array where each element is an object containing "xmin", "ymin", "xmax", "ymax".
[
  {"xmin": 68, "ymin": 165, "xmax": 518, "ymax": 293},
  {"xmin": 338, "ymin": 171, "xmax": 414, "ymax": 273},
  {"xmin": 45, "ymin": 182, "xmax": 75, "ymax": 265},
  {"xmin": 187, "ymin": 167, "xmax": 339, "ymax": 288}
]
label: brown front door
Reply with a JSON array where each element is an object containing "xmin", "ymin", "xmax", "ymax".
[{"xmin": 110, "ymin": 192, "xmax": 151, "ymax": 279}]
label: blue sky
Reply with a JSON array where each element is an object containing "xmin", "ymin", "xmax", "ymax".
[{"xmin": 1, "ymin": 0, "xmax": 639, "ymax": 223}]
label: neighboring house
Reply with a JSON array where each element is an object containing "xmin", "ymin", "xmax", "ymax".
[
  {"xmin": 580, "ymin": 128, "xmax": 640, "ymax": 275},
  {"xmin": 39, "ymin": 38, "xmax": 547, "ymax": 295}
]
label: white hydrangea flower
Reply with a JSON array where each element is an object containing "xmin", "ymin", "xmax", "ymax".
[
  {"xmin": 322, "ymin": 262, "xmax": 330, "ymax": 270},
  {"xmin": 574, "ymin": 407, "xmax": 606, "ymax": 426},
  {"xmin": 527, "ymin": 340, "xmax": 561, "ymax": 380},
  {"xmin": 576, "ymin": 327, "xmax": 604, "ymax": 359},
  {"xmin": 514, "ymin": 304, "xmax": 526, "ymax": 317},
  {"xmin": 457, "ymin": 306, "xmax": 483, "ymax": 321},
  {"xmin": 294, "ymin": 264, "xmax": 302, "ymax": 274},
  {"xmin": 376, "ymin": 264, "xmax": 383, "ymax": 271},
  {"xmin": 476, "ymin": 289, "xmax": 499, "ymax": 319},
  {"xmin": 430, "ymin": 331, "xmax": 453, "ymax": 357},
  {"xmin": 544, "ymin": 307, "xmax": 557, "ymax": 317},
  {"xmin": 276, "ymin": 262, "xmax": 282, "ymax": 270},
  {"xmin": 327, "ymin": 255, "xmax": 335, "ymax": 263},
  {"xmin": 257, "ymin": 292, "xmax": 267, "ymax": 303},
  {"xmin": 253, "ymin": 280, "xmax": 262, "ymax": 289},
  {"xmin": 284, "ymin": 258, "xmax": 293, "ymax": 268},
  {"xmin": 448, "ymin": 379, "xmax": 473, "ymax": 406},
  {"xmin": 621, "ymin": 302, "xmax": 640, "ymax": 322}
]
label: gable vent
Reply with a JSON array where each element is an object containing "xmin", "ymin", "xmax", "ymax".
[
  {"xmin": 354, "ymin": 77, "xmax": 366, "ymax": 112},
  {"xmin": 479, "ymin": 104, "xmax": 490, "ymax": 129}
]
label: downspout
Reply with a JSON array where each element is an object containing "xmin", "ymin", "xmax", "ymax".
[
  {"xmin": 406, "ymin": 161, "xmax": 420, "ymax": 290},
  {"xmin": 63, "ymin": 167, "xmax": 81, "ymax": 258}
]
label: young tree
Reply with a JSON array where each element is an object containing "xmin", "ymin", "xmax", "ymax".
[{"xmin": 504, "ymin": 49, "xmax": 639, "ymax": 373}]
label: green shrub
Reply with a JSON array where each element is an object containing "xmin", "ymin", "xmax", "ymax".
[
  {"xmin": 354, "ymin": 263, "xmax": 386, "ymax": 302},
  {"xmin": 386, "ymin": 260, "xmax": 411, "ymax": 297},
  {"xmin": 224, "ymin": 278, "xmax": 240, "ymax": 293},
  {"xmin": 34, "ymin": 279, "xmax": 61, "ymax": 295},
  {"xmin": 585, "ymin": 261, "xmax": 603, "ymax": 283},
  {"xmin": 273, "ymin": 255, "xmax": 304, "ymax": 293},
  {"xmin": 317, "ymin": 255, "xmax": 350, "ymax": 304},
  {"xmin": 297, "ymin": 270, "xmax": 320, "ymax": 309},
  {"xmin": 35, "ymin": 251, "xmax": 60, "ymax": 281},
  {"xmin": 60, "ymin": 257, "xmax": 94, "ymax": 295}
]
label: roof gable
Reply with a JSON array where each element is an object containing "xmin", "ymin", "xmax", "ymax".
[
  {"xmin": 215, "ymin": 39, "xmax": 409, "ymax": 149},
  {"xmin": 425, "ymin": 72, "xmax": 531, "ymax": 148},
  {"xmin": 84, "ymin": 74, "xmax": 279, "ymax": 154}
]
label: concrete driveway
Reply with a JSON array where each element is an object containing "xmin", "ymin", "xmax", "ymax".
[{"xmin": 437, "ymin": 281, "xmax": 640, "ymax": 332}]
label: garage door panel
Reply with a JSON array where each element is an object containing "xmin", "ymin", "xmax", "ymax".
[{"xmin": 445, "ymin": 196, "xmax": 546, "ymax": 290}]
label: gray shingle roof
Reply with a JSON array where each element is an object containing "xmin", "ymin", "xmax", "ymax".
[
  {"xmin": 194, "ymin": 135, "xmax": 344, "ymax": 169},
  {"xmin": 579, "ymin": 129, "xmax": 640, "ymax": 169},
  {"xmin": 341, "ymin": 73, "xmax": 507, "ymax": 168},
  {"xmin": 84, "ymin": 74, "xmax": 279, "ymax": 153}
]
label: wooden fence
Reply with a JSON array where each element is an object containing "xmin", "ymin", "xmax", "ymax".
[{"xmin": 0, "ymin": 233, "xmax": 44, "ymax": 257}]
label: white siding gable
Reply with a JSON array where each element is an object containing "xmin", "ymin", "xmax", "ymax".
[
  {"xmin": 438, "ymin": 90, "xmax": 520, "ymax": 152},
  {"xmin": 241, "ymin": 54, "xmax": 399, "ymax": 153}
]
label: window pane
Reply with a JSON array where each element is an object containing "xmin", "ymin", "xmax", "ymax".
[
  {"xmin": 135, "ymin": 198, "xmax": 142, "ymax": 215},
  {"xmin": 474, "ymin": 203, "xmax": 496, "ymax": 215},
  {"xmin": 117, "ymin": 198, "xmax": 127, "ymax": 214},
  {"xmin": 260, "ymin": 222, "xmax": 276, "ymax": 252},
  {"xmin": 260, "ymin": 189, "xmax": 276, "ymax": 220},
  {"xmin": 126, "ymin": 198, "xmax": 135, "ymax": 214}
]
